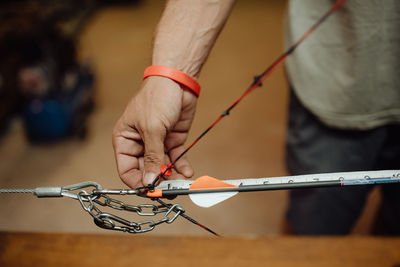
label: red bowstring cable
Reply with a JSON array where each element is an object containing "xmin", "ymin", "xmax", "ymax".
[{"xmin": 150, "ymin": 0, "xmax": 348, "ymax": 188}]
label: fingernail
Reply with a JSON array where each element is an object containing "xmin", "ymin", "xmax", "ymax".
[
  {"xmin": 182, "ymin": 166, "xmax": 193, "ymax": 178},
  {"xmin": 143, "ymin": 172, "xmax": 157, "ymax": 185}
]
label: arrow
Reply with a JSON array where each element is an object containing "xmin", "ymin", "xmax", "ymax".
[{"xmin": 147, "ymin": 170, "xmax": 400, "ymax": 207}]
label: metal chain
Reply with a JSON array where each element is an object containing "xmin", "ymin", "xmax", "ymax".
[
  {"xmin": 77, "ymin": 190, "xmax": 184, "ymax": 234},
  {"xmin": 0, "ymin": 181, "xmax": 218, "ymax": 235}
]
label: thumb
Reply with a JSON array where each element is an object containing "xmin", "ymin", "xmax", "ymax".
[{"xmin": 142, "ymin": 127, "xmax": 166, "ymax": 186}]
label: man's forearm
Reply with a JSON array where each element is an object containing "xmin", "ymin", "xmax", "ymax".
[{"xmin": 152, "ymin": 0, "xmax": 235, "ymax": 78}]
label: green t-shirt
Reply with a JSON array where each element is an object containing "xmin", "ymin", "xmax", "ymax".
[{"xmin": 285, "ymin": 0, "xmax": 400, "ymax": 129}]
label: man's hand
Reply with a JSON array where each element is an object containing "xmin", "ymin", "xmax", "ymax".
[
  {"xmin": 113, "ymin": 0, "xmax": 234, "ymax": 188},
  {"xmin": 113, "ymin": 76, "xmax": 197, "ymax": 188}
]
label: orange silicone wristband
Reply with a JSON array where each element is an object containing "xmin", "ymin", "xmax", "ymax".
[{"xmin": 143, "ymin": 65, "xmax": 200, "ymax": 97}]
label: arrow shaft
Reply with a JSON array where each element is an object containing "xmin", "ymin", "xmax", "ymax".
[
  {"xmin": 155, "ymin": 170, "xmax": 400, "ymax": 191},
  {"xmin": 160, "ymin": 180, "xmax": 342, "ymax": 196}
]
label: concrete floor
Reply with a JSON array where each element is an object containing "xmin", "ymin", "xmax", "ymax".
[{"xmin": 0, "ymin": 0, "xmax": 379, "ymax": 236}]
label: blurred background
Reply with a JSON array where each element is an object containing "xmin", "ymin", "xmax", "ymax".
[{"xmin": 0, "ymin": 0, "xmax": 380, "ymax": 236}]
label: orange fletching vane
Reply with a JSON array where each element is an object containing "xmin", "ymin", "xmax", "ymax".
[{"xmin": 190, "ymin": 176, "xmax": 238, "ymax": 191}]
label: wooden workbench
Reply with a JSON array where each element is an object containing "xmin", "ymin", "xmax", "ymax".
[{"xmin": 0, "ymin": 232, "xmax": 399, "ymax": 266}]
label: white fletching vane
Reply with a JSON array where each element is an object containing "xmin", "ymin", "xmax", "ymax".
[{"xmin": 189, "ymin": 191, "xmax": 238, "ymax": 208}]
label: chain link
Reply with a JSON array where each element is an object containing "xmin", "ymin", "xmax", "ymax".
[{"xmin": 77, "ymin": 189, "xmax": 184, "ymax": 234}]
